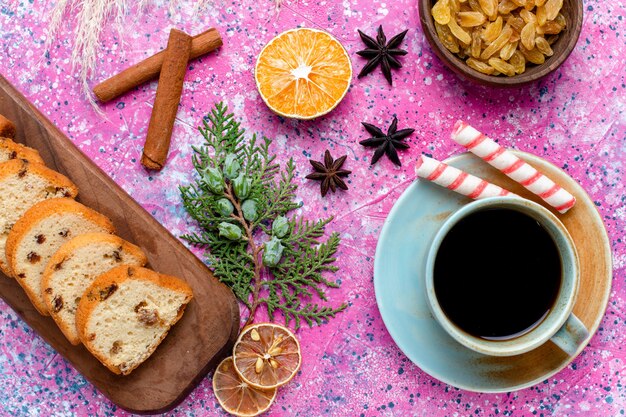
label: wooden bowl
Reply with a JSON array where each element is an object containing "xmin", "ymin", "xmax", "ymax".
[{"xmin": 418, "ymin": 0, "xmax": 583, "ymax": 86}]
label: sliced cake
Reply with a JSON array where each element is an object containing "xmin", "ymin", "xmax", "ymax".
[
  {"xmin": 0, "ymin": 159, "xmax": 78, "ymax": 276},
  {"xmin": 0, "ymin": 114, "xmax": 16, "ymax": 138},
  {"xmin": 42, "ymin": 233, "xmax": 148, "ymax": 345},
  {"xmin": 0, "ymin": 137, "xmax": 45, "ymax": 164},
  {"xmin": 76, "ymin": 266, "xmax": 193, "ymax": 375},
  {"xmin": 6, "ymin": 198, "xmax": 115, "ymax": 315}
]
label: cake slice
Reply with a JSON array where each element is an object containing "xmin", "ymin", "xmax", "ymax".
[
  {"xmin": 0, "ymin": 159, "xmax": 78, "ymax": 276},
  {"xmin": 0, "ymin": 114, "xmax": 16, "ymax": 138},
  {"xmin": 42, "ymin": 233, "xmax": 148, "ymax": 345},
  {"xmin": 76, "ymin": 266, "xmax": 193, "ymax": 375},
  {"xmin": 0, "ymin": 137, "xmax": 44, "ymax": 164},
  {"xmin": 6, "ymin": 198, "xmax": 115, "ymax": 315}
]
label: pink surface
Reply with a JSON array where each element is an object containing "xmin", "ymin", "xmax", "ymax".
[{"xmin": 0, "ymin": 0, "xmax": 625, "ymax": 416}]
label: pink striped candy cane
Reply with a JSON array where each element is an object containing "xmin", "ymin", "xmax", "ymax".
[
  {"xmin": 451, "ymin": 121, "xmax": 576, "ymax": 214},
  {"xmin": 415, "ymin": 155, "xmax": 517, "ymax": 199}
]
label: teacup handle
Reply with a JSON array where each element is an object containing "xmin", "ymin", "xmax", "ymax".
[{"xmin": 550, "ymin": 313, "xmax": 589, "ymax": 356}]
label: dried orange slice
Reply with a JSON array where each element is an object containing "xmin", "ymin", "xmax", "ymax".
[
  {"xmin": 213, "ymin": 356, "xmax": 277, "ymax": 417},
  {"xmin": 255, "ymin": 28, "xmax": 352, "ymax": 120},
  {"xmin": 233, "ymin": 323, "xmax": 302, "ymax": 389}
]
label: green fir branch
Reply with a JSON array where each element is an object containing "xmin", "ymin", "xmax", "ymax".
[
  {"xmin": 261, "ymin": 298, "xmax": 348, "ymax": 329},
  {"xmin": 180, "ymin": 102, "xmax": 347, "ymax": 330}
]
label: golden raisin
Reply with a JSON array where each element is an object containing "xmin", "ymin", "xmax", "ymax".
[
  {"xmin": 507, "ymin": 16, "xmax": 526, "ymax": 32},
  {"xmin": 480, "ymin": 26, "xmax": 513, "ymax": 59},
  {"xmin": 499, "ymin": 41, "xmax": 519, "ymax": 60},
  {"xmin": 543, "ymin": 0, "xmax": 563, "ymax": 21},
  {"xmin": 536, "ymin": 5, "xmax": 548, "ymax": 26},
  {"xmin": 482, "ymin": 16, "xmax": 503, "ymax": 42},
  {"xmin": 450, "ymin": 0, "xmax": 461, "ymax": 14},
  {"xmin": 477, "ymin": 0, "xmax": 497, "ymax": 18},
  {"xmin": 448, "ymin": 19, "xmax": 472, "ymax": 44},
  {"xmin": 535, "ymin": 36, "xmax": 554, "ymax": 56},
  {"xmin": 520, "ymin": 22, "xmax": 536, "ymax": 50},
  {"xmin": 466, "ymin": 57, "xmax": 495, "ymax": 74},
  {"xmin": 435, "ymin": 22, "xmax": 460, "ymax": 53},
  {"xmin": 471, "ymin": 28, "xmax": 482, "ymax": 58},
  {"xmin": 468, "ymin": 0, "xmax": 483, "ymax": 12},
  {"xmin": 540, "ymin": 20, "xmax": 563, "ymax": 34},
  {"xmin": 520, "ymin": 45, "xmax": 545, "ymax": 64},
  {"xmin": 519, "ymin": 8, "xmax": 537, "ymax": 24},
  {"xmin": 498, "ymin": 0, "xmax": 518, "ymax": 14},
  {"xmin": 432, "ymin": 0, "xmax": 452, "ymax": 25},
  {"xmin": 488, "ymin": 57, "xmax": 516, "ymax": 76},
  {"xmin": 457, "ymin": 11, "xmax": 486, "ymax": 27},
  {"xmin": 488, "ymin": 0, "xmax": 499, "ymax": 19}
]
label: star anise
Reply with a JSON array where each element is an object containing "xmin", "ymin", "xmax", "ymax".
[
  {"xmin": 360, "ymin": 117, "xmax": 414, "ymax": 166},
  {"xmin": 357, "ymin": 26, "xmax": 409, "ymax": 85},
  {"xmin": 306, "ymin": 150, "xmax": 351, "ymax": 197}
]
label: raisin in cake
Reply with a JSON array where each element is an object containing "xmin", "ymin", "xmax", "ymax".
[
  {"xmin": 76, "ymin": 266, "xmax": 193, "ymax": 375},
  {"xmin": 42, "ymin": 233, "xmax": 148, "ymax": 345},
  {"xmin": 0, "ymin": 137, "xmax": 44, "ymax": 164},
  {"xmin": 0, "ymin": 159, "xmax": 78, "ymax": 276},
  {"xmin": 6, "ymin": 198, "xmax": 115, "ymax": 315}
]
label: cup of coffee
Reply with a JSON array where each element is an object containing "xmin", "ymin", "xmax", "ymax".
[{"xmin": 425, "ymin": 196, "xmax": 588, "ymax": 357}]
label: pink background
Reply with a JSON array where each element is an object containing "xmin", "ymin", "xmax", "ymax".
[{"xmin": 0, "ymin": 0, "xmax": 625, "ymax": 415}]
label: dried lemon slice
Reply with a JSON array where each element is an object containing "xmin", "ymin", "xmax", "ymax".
[
  {"xmin": 213, "ymin": 356, "xmax": 277, "ymax": 417},
  {"xmin": 233, "ymin": 323, "xmax": 302, "ymax": 390},
  {"xmin": 255, "ymin": 28, "xmax": 352, "ymax": 120}
]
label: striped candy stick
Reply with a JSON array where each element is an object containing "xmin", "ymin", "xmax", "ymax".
[
  {"xmin": 415, "ymin": 155, "xmax": 517, "ymax": 199},
  {"xmin": 451, "ymin": 121, "xmax": 576, "ymax": 214}
]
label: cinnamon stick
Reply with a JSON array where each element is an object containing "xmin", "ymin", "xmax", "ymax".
[
  {"xmin": 0, "ymin": 114, "xmax": 16, "ymax": 138},
  {"xmin": 141, "ymin": 29, "xmax": 192, "ymax": 171},
  {"xmin": 93, "ymin": 28, "xmax": 221, "ymax": 103}
]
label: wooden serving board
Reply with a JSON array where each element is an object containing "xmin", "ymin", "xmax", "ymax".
[{"xmin": 0, "ymin": 75, "xmax": 240, "ymax": 414}]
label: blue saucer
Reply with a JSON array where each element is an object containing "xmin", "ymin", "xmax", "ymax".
[{"xmin": 374, "ymin": 151, "xmax": 611, "ymax": 392}]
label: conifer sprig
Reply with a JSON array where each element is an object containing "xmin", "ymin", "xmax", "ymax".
[{"xmin": 180, "ymin": 102, "xmax": 347, "ymax": 330}]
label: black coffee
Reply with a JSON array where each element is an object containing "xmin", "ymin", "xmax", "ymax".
[{"xmin": 434, "ymin": 208, "xmax": 561, "ymax": 340}]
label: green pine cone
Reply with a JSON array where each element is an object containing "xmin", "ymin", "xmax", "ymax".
[
  {"xmin": 218, "ymin": 222, "xmax": 242, "ymax": 240},
  {"xmin": 263, "ymin": 236, "xmax": 284, "ymax": 267}
]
